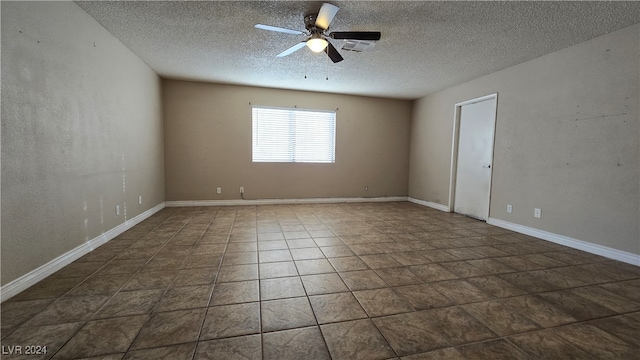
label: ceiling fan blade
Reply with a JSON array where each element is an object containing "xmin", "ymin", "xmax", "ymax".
[
  {"xmin": 255, "ymin": 24, "xmax": 304, "ymax": 35},
  {"xmin": 276, "ymin": 42, "xmax": 307, "ymax": 57},
  {"xmin": 315, "ymin": 3, "xmax": 339, "ymax": 30},
  {"xmin": 330, "ymin": 31, "xmax": 381, "ymax": 41},
  {"xmin": 325, "ymin": 42, "xmax": 343, "ymax": 63}
]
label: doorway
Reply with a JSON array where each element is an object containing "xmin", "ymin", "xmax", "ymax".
[{"xmin": 449, "ymin": 94, "xmax": 498, "ymax": 221}]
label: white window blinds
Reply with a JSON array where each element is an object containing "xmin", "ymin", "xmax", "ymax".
[{"xmin": 252, "ymin": 106, "xmax": 336, "ymax": 163}]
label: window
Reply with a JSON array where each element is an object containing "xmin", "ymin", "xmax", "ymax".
[{"xmin": 252, "ymin": 106, "xmax": 336, "ymax": 163}]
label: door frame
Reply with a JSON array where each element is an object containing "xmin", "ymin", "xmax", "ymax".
[{"xmin": 448, "ymin": 93, "xmax": 498, "ymax": 219}]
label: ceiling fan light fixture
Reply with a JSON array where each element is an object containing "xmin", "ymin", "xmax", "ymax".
[{"xmin": 307, "ymin": 36, "xmax": 328, "ymax": 53}]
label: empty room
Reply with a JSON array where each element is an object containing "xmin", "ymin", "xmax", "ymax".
[{"xmin": 2, "ymin": 1, "xmax": 640, "ymax": 359}]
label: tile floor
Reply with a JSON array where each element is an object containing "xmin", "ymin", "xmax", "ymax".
[{"xmin": 2, "ymin": 202, "xmax": 640, "ymax": 359}]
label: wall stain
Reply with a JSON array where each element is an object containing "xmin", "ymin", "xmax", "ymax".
[{"xmin": 574, "ymin": 112, "xmax": 627, "ymax": 122}]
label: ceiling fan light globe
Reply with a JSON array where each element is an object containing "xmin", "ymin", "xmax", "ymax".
[{"xmin": 307, "ymin": 38, "xmax": 328, "ymax": 53}]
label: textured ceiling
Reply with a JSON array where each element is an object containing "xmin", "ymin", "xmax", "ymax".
[{"xmin": 75, "ymin": 1, "xmax": 640, "ymax": 100}]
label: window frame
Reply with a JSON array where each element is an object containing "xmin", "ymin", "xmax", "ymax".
[{"xmin": 251, "ymin": 105, "xmax": 337, "ymax": 164}]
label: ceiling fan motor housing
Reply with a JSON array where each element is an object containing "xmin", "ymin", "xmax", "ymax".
[{"xmin": 304, "ymin": 13, "xmax": 323, "ymax": 33}]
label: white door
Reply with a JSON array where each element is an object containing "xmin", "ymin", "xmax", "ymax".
[{"xmin": 454, "ymin": 96, "xmax": 497, "ymax": 221}]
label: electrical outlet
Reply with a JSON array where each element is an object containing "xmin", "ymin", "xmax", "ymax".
[
  {"xmin": 115, "ymin": 205, "xmax": 120, "ymax": 216},
  {"xmin": 534, "ymin": 208, "xmax": 541, "ymax": 218},
  {"xmin": 240, "ymin": 187, "xmax": 244, "ymax": 194},
  {"xmin": 217, "ymin": 187, "xmax": 222, "ymax": 194},
  {"xmin": 507, "ymin": 204, "xmax": 512, "ymax": 213},
  {"xmin": 138, "ymin": 195, "xmax": 142, "ymax": 205}
]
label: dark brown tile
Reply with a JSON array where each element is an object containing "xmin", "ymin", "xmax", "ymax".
[
  {"xmin": 321, "ymin": 319, "xmax": 395, "ymax": 360},
  {"xmin": 261, "ymin": 276, "xmax": 306, "ymax": 300},
  {"xmin": 495, "ymin": 256, "xmax": 545, "ymax": 271},
  {"xmin": 183, "ymin": 254, "xmax": 222, "ymax": 269},
  {"xmin": 121, "ymin": 271, "xmax": 175, "ymax": 291},
  {"xmin": 465, "ymin": 259, "xmax": 515, "ymax": 275},
  {"xmin": 261, "ymin": 297, "xmax": 316, "ymax": 332},
  {"xmin": 429, "ymin": 306, "xmax": 497, "ymax": 346},
  {"xmin": 76, "ymin": 354, "xmax": 125, "ymax": 360},
  {"xmin": 216, "ymin": 264, "xmax": 259, "ymax": 282},
  {"xmin": 520, "ymin": 253, "xmax": 567, "ymax": 268},
  {"xmin": 375, "ymin": 267, "xmax": 423, "ymax": 286},
  {"xmin": 599, "ymin": 280, "xmax": 640, "ymax": 302},
  {"xmin": 410, "ymin": 264, "xmax": 460, "ymax": 282},
  {"xmin": 24, "ymin": 295, "xmax": 111, "ymax": 326},
  {"xmin": 552, "ymin": 323, "xmax": 637, "ymax": 359},
  {"xmin": 463, "ymin": 300, "xmax": 540, "ymax": 336},
  {"xmin": 419, "ymin": 250, "xmax": 461, "ymax": 263},
  {"xmin": 339, "ymin": 270, "xmax": 388, "ymax": 290},
  {"xmin": 1, "ymin": 322, "xmax": 83, "ymax": 359},
  {"xmin": 193, "ymin": 243, "xmax": 228, "ymax": 255},
  {"xmin": 571, "ymin": 286, "xmax": 640, "ymax": 313},
  {"xmin": 373, "ymin": 311, "xmax": 449, "ymax": 356},
  {"xmin": 353, "ymin": 288, "xmax": 414, "ymax": 317},
  {"xmin": 221, "ymin": 252, "xmax": 257, "ymax": 265},
  {"xmin": 172, "ymin": 268, "xmax": 217, "ymax": 287},
  {"xmin": 123, "ymin": 343, "xmax": 196, "ymax": 360},
  {"xmin": 443, "ymin": 248, "xmax": 483, "ymax": 260},
  {"xmin": 95, "ymin": 259, "xmax": 147, "ymax": 276},
  {"xmin": 95, "ymin": 289, "xmax": 164, "ymax": 318},
  {"xmin": 9, "ymin": 277, "xmax": 85, "ymax": 301},
  {"xmin": 200, "ymin": 302, "xmax": 260, "ymax": 340},
  {"xmin": 295, "ymin": 259, "xmax": 335, "ymax": 275},
  {"xmin": 456, "ymin": 339, "xmax": 528, "ymax": 360},
  {"xmin": 210, "ymin": 280, "xmax": 259, "ymax": 305},
  {"xmin": 67, "ymin": 274, "xmax": 132, "ymax": 296},
  {"xmin": 263, "ymin": 326, "xmax": 330, "ymax": 360},
  {"xmin": 155, "ymin": 284, "xmax": 213, "ymax": 311},
  {"xmin": 537, "ymin": 290, "xmax": 616, "ymax": 321},
  {"xmin": 1, "ymin": 299, "xmax": 54, "ymax": 337},
  {"xmin": 51, "ymin": 261, "xmax": 106, "ymax": 278},
  {"xmin": 498, "ymin": 271, "xmax": 560, "ymax": 293},
  {"xmin": 389, "ymin": 252, "xmax": 430, "ymax": 266},
  {"xmin": 400, "ymin": 348, "xmax": 464, "ymax": 359},
  {"xmin": 194, "ymin": 334, "xmax": 261, "ymax": 360},
  {"xmin": 501, "ymin": 295, "xmax": 576, "ymax": 328},
  {"xmin": 393, "ymin": 283, "xmax": 452, "ymax": 310},
  {"xmin": 309, "ymin": 292, "xmax": 368, "ymax": 324},
  {"xmin": 508, "ymin": 329, "xmax": 591, "ymax": 359},
  {"xmin": 115, "ymin": 247, "xmax": 158, "ymax": 261},
  {"xmin": 55, "ymin": 315, "xmax": 149, "ymax": 359},
  {"xmin": 360, "ymin": 254, "xmax": 403, "ymax": 269},
  {"xmin": 588, "ymin": 315, "xmax": 640, "ymax": 347},
  {"xmin": 431, "ymin": 280, "xmax": 491, "ymax": 304},
  {"xmin": 466, "ymin": 275, "xmax": 527, "ymax": 299},
  {"xmin": 131, "ymin": 308, "xmax": 206, "ymax": 350}
]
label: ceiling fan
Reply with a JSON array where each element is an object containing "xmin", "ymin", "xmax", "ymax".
[{"xmin": 255, "ymin": 2, "xmax": 381, "ymax": 63}]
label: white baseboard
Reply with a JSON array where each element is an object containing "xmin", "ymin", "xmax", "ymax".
[
  {"xmin": 0, "ymin": 202, "xmax": 166, "ymax": 302},
  {"xmin": 408, "ymin": 197, "xmax": 451, "ymax": 212},
  {"xmin": 166, "ymin": 196, "xmax": 409, "ymax": 207},
  {"xmin": 487, "ymin": 217, "xmax": 640, "ymax": 267}
]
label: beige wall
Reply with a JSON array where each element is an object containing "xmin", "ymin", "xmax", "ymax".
[
  {"xmin": 1, "ymin": 2, "xmax": 165, "ymax": 285},
  {"xmin": 409, "ymin": 24, "xmax": 639, "ymax": 255},
  {"xmin": 163, "ymin": 80, "xmax": 411, "ymax": 201}
]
